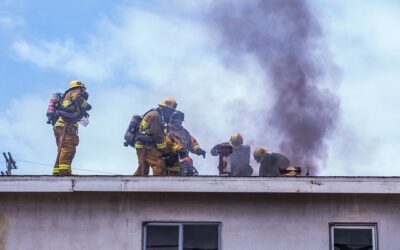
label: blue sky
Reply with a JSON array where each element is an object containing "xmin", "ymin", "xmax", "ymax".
[{"xmin": 0, "ymin": 0, "xmax": 399, "ymax": 176}]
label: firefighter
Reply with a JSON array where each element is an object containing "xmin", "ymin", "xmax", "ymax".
[
  {"xmin": 253, "ymin": 147, "xmax": 290, "ymax": 176},
  {"xmin": 165, "ymin": 110, "xmax": 206, "ymax": 176},
  {"xmin": 53, "ymin": 80, "xmax": 91, "ymax": 176},
  {"xmin": 211, "ymin": 133, "xmax": 253, "ymax": 176},
  {"xmin": 133, "ymin": 97, "xmax": 177, "ymax": 176}
]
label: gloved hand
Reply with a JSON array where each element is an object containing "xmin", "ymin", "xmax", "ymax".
[{"xmin": 196, "ymin": 148, "xmax": 206, "ymax": 158}]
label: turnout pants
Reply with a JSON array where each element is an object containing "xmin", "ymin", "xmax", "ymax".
[
  {"xmin": 166, "ymin": 158, "xmax": 180, "ymax": 176},
  {"xmin": 53, "ymin": 125, "xmax": 79, "ymax": 176},
  {"xmin": 134, "ymin": 146, "xmax": 165, "ymax": 176}
]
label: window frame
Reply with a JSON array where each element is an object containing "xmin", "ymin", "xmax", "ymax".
[
  {"xmin": 143, "ymin": 222, "xmax": 221, "ymax": 250},
  {"xmin": 329, "ymin": 223, "xmax": 378, "ymax": 250}
]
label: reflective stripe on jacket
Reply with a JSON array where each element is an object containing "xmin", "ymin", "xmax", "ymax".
[
  {"xmin": 54, "ymin": 89, "xmax": 91, "ymax": 128},
  {"xmin": 168, "ymin": 126, "xmax": 200, "ymax": 153},
  {"xmin": 134, "ymin": 110, "xmax": 167, "ymax": 150}
]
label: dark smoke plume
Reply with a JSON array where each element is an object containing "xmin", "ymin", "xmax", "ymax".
[{"xmin": 212, "ymin": 0, "xmax": 339, "ymax": 174}]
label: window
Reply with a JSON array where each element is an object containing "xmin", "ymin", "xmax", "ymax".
[
  {"xmin": 330, "ymin": 223, "xmax": 378, "ymax": 250},
  {"xmin": 143, "ymin": 222, "xmax": 220, "ymax": 250}
]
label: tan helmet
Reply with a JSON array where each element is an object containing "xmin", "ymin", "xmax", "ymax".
[
  {"xmin": 229, "ymin": 132, "xmax": 243, "ymax": 148},
  {"xmin": 69, "ymin": 80, "xmax": 85, "ymax": 89},
  {"xmin": 253, "ymin": 147, "xmax": 268, "ymax": 163},
  {"xmin": 159, "ymin": 97, "xmax": 177, "ymax": 110}
]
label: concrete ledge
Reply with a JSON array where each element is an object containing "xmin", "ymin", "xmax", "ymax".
[{"xmin": 0, "ymin": 176, "xmax": 400, "ymax": 193}]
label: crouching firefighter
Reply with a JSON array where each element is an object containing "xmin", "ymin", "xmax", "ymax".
[
  {"xmin": 52, "ymin": 80, "xmax": 91, "ymax": 176},
  {"xmin": 253, "ymin": 147, "xmax": 300, "ymax": 176},
  {"xmin": 164, "ymin": 110, "xmax": 205, "ymax": 176},
  {"xmin": 132, "ymin": 97, "xmax": 177, "ymax": 176},
  {"xmin": 211, "ymin": 133, "xmax": 253, "ymax": 176}
]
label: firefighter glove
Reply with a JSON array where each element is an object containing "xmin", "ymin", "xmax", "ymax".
[{"xmin": 196, "ymin": 148, "xmax": 206, "ymax": 158}]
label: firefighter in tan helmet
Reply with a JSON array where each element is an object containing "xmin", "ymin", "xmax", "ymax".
[
  {"xmin": 211, "ymin": 132, "xmax": 253, "ymax": 176},
  {"xmin": 253, "ymin": 147, "xmax": 296, "ymax": 176},
  {"xmin": 133, "ymin": 97, "xmax": 177, "ymax": 176},
  {"xmin": 53, "ymin": 80, "xmax": 91, "ymax": 176}
]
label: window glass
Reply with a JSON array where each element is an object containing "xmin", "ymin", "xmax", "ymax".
[
  {"xmin": 332, "ymin": 226, "xmax": 375, "ymax": 250},
  {"xmin": 183, "ymin": 224, "xmax": 219, "ymax": 250},
  {"xmin": 144, "ymin": 223, "xmax": 220, "ymax": 250},
  {"xmin": 146, "ymin": 225, "xmax": 179, "ymax": 250}
]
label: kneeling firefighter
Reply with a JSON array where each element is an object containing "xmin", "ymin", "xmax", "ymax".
[
  {"xmin": 253, "ymin": 147, "xmax": 300, "ymax": 176},
  {"xmin": 52, "ymin": 80, "xmax": 92, "ymax": 176},
  {"xmin": 165, "ymin": 110, "xmax": 206, "ymax": 176},
  {"xmin": 133, "ymin": 97, "xmax": 177, "ymax": 176},
  {"xmin": 211, "ymin": 133, "xmax": 253, "ymax": 176}
]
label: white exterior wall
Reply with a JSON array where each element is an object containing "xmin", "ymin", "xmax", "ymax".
[{"xmin": 1, "ymin": 176, "xmax": 400, "ymax": 250}]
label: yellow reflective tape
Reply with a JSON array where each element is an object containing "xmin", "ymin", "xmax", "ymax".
[
  {"xmin": 59, "ymin": 164, "xmax": 71, "ymax": 170},
  {"xmin": 81, "ymin": 100, "xmax": 88, "ymax": 108},
  {"xmin": 54, "ymin": 118, "xmax": 65, "ymax": 127},
  {"xmin": 140, "ymin": 120, "xmax": 149, "ymax": 130},
  {"xmin": 157, "ymin": 142, "xmax": 167, "ymax": 149},
  {"xmin": 168, "ymin": 166, "xmax": 180, "ymax": 172},
  {"xmin": 135, "ymin": 143, "xmax": 143, "ymax": 149},
  {"xmin": 54, "ymin": 118, "xmax": 78, "ymax": 128},
  {"xmin": 172, "ymin": 144, "xmax": 180, "ymax": 152},
  {"xmin": 62, "ymin": 100, "xmax": 72, "ymax": 108}
]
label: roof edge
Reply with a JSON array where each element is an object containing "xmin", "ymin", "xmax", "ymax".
[{"xmin": 1, "ymin": 176, "xmax": 400, "ymax": 194}]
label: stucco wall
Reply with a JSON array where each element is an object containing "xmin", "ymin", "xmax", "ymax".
[{"xmin": 0, "ymin": 192, "xmax": 399, "ymax": 250}]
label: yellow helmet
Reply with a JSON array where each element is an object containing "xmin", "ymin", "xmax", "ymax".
[
  {"xmin": 253, "ymin": 147, "xmax": 268, "ymax": 163},
  {"xmin": 229, "ymin": 132, "xmax": 243, "ymax": 148},
  {"xmin": 69, "ymin": 80, "xmax": 85, "ymax": 89},
  {"xmin": 159, "ymin": 97, "xmax": 177, "ymax": 110}
]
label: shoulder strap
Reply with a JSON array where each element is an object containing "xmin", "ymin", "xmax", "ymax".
[
  {"xmin": 143, "ymin": 108, "xmax": 164, "ymax": 125},
  {"xmin": 141, "ymin": 108, "xmax": 158, "ymax": 119},
  {"xmin": 58, "ymin": 89, "xmax": 73, "ymax": 110}
]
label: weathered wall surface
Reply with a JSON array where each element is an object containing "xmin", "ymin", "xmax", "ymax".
[
  {"xmin": 0, "ymin": 192, "xmax": 399, "ymax": 250},
  {"xmin": 0, "ymin": 213, "xmax": 9, "ymax": 250}
]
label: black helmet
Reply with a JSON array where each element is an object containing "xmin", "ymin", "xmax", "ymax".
[{"xmin": 170, "ymin": 110, "xmax": 185, "ymax": 122}]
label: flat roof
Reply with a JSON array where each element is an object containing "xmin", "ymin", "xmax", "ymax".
[{"xmin": 1, "ymin": 176, "xmax": 400, "ymax": 194}]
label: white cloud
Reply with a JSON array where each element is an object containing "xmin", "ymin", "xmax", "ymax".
[
  {"xmin": 0, "ymin": 13, "xmax": 24, "ymax": 30},
  {"xmin": 12, "ymin": 39, "xmax": 114, "ymax": 81}
]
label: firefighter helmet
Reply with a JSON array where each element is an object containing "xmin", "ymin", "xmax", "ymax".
[
  {"xmin": 159, "ymin": 97, "xmax": 177, "ymax": 110},
  {"xmin": 69, "ymin": 80, "xmax": 85, "ymax": 89},
  {"xmin": 170, "ymin": 110, "xmax": 185, "ymax": 122},
  {"xmin": 229, "ymin": 132, "xmax": 243, "ymax": 148},
  {"xmin": 253, "ymin": 147, "xmax": 267, "ymax": 163}
]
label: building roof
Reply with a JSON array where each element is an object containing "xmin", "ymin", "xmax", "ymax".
[{"xmin": 1, "ymin": 176, "xmax": 400, "ymax": 194}]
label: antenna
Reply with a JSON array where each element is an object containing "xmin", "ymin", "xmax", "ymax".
[{"xmin": 1, "ymin": 152, "xmax": 18, "ymax": 176}]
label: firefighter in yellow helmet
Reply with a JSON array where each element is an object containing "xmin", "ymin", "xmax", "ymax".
[
  {"xmin": 53, "ymin": 80, "xmax": 92, "ymax": 176},
  {"xmin": 165, "ymin": 110, "xmax": 206, "ymax": 176},
  {"xmin": 253, "ymin": 147, "xmax": 291, "ymax": 176},
  {"xmin": 133, "ymin": 97, "xmax": 177, "ymax": 176},
  {"xmin": 211, "ymin": 132, "xmax": 253, "ymax": 176}
]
